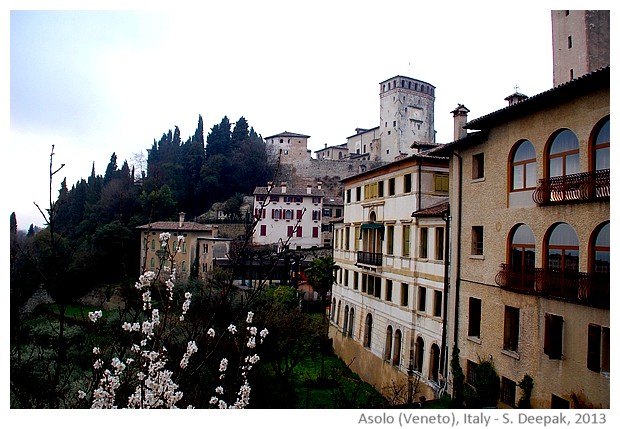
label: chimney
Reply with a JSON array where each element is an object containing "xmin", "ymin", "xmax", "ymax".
[
  {"xmin": 451, "ymin": 104, "xmax": 470, "ymax": 141},
  {"xmin": 317, "ymin": 181, "xmax": 322, "ymax": 190},
  {"xmin": 504, "ymin": 91, "xmax": 528, "ymax": 106},
  {"xmin": 267, "ymin": 181, "xmax": 273, "ymax": 191},
  {"xmin": 281, "ymin": 181, "xmax": 287, "ymax": 193},
  {"xmin": 178, "ymin": 212, "xmax": 186, "ymax": 228},
  {"xmin": 307, "ymin": 184, "xmax": 312, "ymax": 194}
]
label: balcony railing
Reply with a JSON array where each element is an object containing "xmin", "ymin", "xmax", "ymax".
[
  {"xmin": 533, "ymin": 169, "xmax": 610, "ymax": 205},
  {"xmin": 357, "ymin": 251, "xmax": 382, "ymax": 266},
  {"xmin": 495, "ymin": 264, "xmax": 609, "ymax": 309}
]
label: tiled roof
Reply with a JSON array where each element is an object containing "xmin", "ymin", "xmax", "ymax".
[
  {"xmin": 264, "ymin": 131, "xmax": 310, "ymax": 139},
  {"xmin": 136, "ymin": 221, "xmax": 216, "ymax": 231},
  {"xmin": 412, "ymin": 201, "xmax": 449, "ymax": 217},
  {"xmin": 253, "ymin": 186, "xmax": 326, "ymax": 197}
]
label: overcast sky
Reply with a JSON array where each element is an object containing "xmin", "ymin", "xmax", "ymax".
[{"xmin": 4, "ymin": 1, "xmax": 614, "ymax": 230}]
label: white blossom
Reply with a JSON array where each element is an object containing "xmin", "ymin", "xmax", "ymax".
[
  {"xmin": 207, "ymin": 328, "xmax": 216, "ymax": 337},
  {"xmin": 88, "ymin": 310, "xmax": 103, "ymax": 323},
  {"xmin": 227, "ymin": 324, "xmax": 237, "ymax": 334},
  {"xmin": 246, "ymin": 311, "xmax": 254, "ymax": 323}
]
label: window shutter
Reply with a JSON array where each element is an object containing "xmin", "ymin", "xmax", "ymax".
[{"xmin": 587, "ymin": 324, "xmax": 601, "ymax": 372}]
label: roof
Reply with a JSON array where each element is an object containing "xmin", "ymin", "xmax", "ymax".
[
  {"xmin": 341, "ymin": 151, "xmax": 448, "ymax": 184},
  {"xmin": 264, "ymin": 131, "xmax": 310, "ymax": 139},
  {"xmin": 136, "ymin": 221, "xmax": 216, "ymax": 232},
  {"xmin": 466, "ymin": 66, "xmax": 609, "ymax": 130},
  {"xmin": 346, "ymin": 126, "xmax": 380, "ymax": 139},
  {"xmin": 379, "ymin": 75, "xmax": 435, "ymax": 89},
  {"xmin": 412, "ymin": 201, "xmax": 449, "ymax": 217},
  {"xmin": 426, "ymin": 131, "xmax": 489, "ymax": 156},
  {"xmin": 315, "ymin": 143, "xmax": 348, "ymax": 153},
  {"xmin": 253, "ymin": 186, "xmax": 326, "ymax": 197},
  {"xmin": 323, "ymin": 196, "xmax": 344, "ymax": 205}
]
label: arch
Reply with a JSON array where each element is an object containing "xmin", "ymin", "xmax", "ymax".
[
  {"xmin": 348, "ymin": 308, "xmax": 355, "ymax": 337},
  {"xmin": 385, "ymin": 325, "xmax": 393, "ymax": 361},
  {"xmin": 590, "ymin": 221, "xmax": 610, "ymax": 274},
  {"xmin": 369, "ymin": 211, "xmax": 377, "ymax": 222},
  {"xmin": 546, "ymin": 129, "xmax": 579, "ymax": 178},
  {"xmin": 343, "ymin": 305, "xmax": 350, "ymax": 334},
  {"xmin": 414, "ymin": 336, "xmax": 424, "ymax": 372},
  {"xmin": 336, "ymin": 300, "xmax": 341, "ymax": 325},
  {"xmin": 590, "ymin": 116, "xmax": 610, "ymax": 172},
  {"xmin": 392, "ymin": 329, "xmax": 402, "ymax": 366},
  {"xmin": 364, "ymin": 313, "xmax": 373, "ymax": 348},
  {"xmin": 546, "ymin": 223, "xmax": 579, "ymax": 271},
  {"xmin": 429, "ymin": 343, "xmax": 440, "ymax": 382},
  {"xmin": 331, "ymin": 298, "xmax": 337, "ymax": 321},
  {"xmin": 510, "ymin": 140, "xmax": 537, "ymax": 191},
  {"xmin": 509, "ymin": 224, "xmax": 536, "ymax": 268}
]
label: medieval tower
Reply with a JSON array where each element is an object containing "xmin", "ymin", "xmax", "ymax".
[
  {"xmin": 378, "ymin": 75, "xmax": 436, "ymax": 160},
  {"xmin": 551, "ymin": 10, "xmax": 610, "ymax": 87}
]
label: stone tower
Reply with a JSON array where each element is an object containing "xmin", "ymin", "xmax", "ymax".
[
  {"xmin": 378, "ymin": 75, "xmax": 435, "ymax": 160},
  {"xmin": 551, "ymin": 10, "xmax": 609, "ymax": 87}
]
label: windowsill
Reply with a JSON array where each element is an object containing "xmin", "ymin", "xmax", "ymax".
[
  {"xmin": 471, "ymin": 177, "xmax": 486, "ymax": 183},
  {"xmin": 501, "ymin": 349, "xmax": 520, "ymax": 360},
  {"xmin": 469, "ymin": 254, "xmax": 485, "ymax": 260},
  {"xmin": 467, "ymin": 336, "xmax": 482, "ymax": 345}
]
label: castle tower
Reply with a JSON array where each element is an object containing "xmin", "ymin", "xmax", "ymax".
[
  {"xmin": 379, "ymin": 75, "xmax": 435, "ymax": 160},
  {"xmin": 551, "ymin": 10, "xmax": 609, "ymax": 87}
]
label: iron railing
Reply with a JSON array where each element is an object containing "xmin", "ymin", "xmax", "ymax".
[
  {"xmin": 357, "ymin": 251, "xmax": 382, "ymax": 266},
  {"xmin": 533, "ymin": 169, "xmax": 610, "ymax": 205},
  {"xmin": 495, "ymin": 264, "xmax": 609, "ymax": 309}
]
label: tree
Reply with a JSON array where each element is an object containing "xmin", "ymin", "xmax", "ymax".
[{"xmin": 304, "ymin": 256, "xmax": 339, "ymax": 381}]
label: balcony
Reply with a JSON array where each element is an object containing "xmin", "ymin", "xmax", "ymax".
[
  {"xmin": 495, "ymin": 264, "xmax": 609, "ymax": 309},
  {"xmin": 533, "ymin": 169, "xmax": 610, "ymax": 205},
  {"xmin": 357, "ymin": 251, "xmax": 382, "ymax": 266}
]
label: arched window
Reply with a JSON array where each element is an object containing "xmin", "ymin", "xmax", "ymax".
[
  {"xmin": 414, "ymin": 337, "xmax": 424, "ymax": 372},
  {"xmin": 510, "ymin": 224, "xmax": 536, "ymax": 269},
  {"xmin": 392, "ymin": 330, "xmax": 402, "ymax": 366},
  {"xmin": 511, "ymin": 140, "xmax": 537, "ymax": 190},
  {"xmin": 385, "ymin": 326, "xmax": 393, "ymax": 360},
  {"xmin": 364, "ymin": 313, "xmax": 373, "ymax": 348},
  {"xmin": 548, "ymin": 129, "xmax": 579, "ymax": 178},
  {"xmin": 151, "ymin": 239, "xmax": 156, "ymax": 250},
  {"xmin": 181, "ymin": 261, "xmax": 186, "ymax": 272},
  {"xmin": 150, "ymin": 257, "xmax": 155, "ymax": 269},
  {"xmin": 547, "ymin": 223, "xmax": 579, "ymax": 271},
  {"xmin": 343, "ymin": 305, "xmax": 349, "ymax": 334},
  {"xmin": 336, "ymin": 300, "xmax": 341, "ymax": 325},
  {"xmin": 593, "ymin": 118, "xmax": 610, "ymax": 171},
  {"xmin": 429, "ymin": 344, "xmax": 440, "ymax": 382},
  {"xmin": 591, "ymin": 222, "xmax": 610, "ymax": 274},
  {"xmin": 348, "ymin": 308, "xmax": 354, "ymax": 337},
  {"xmin": 331, "ymin": 298, "xmax": 336, "ymax": 321}
]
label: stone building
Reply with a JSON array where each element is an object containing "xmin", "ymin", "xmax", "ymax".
[
  {"xmin": 137, "ymin": 213, "xmax": 222, "ymax": 282},
  {"xmin": 436, "ymin": 65, "xmax": 610, "ymax": 408},
  {"xmin": 329, "ymin": 150, "xmax": 449, "ymax": 403},
  {"xmin": 551, "ymin": 10, "xmax": 610, "ymax": 87}
]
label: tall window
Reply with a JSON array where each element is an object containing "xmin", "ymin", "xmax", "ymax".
[
  {"xmin": 419, "ymin": 227, "xmax": 428, "ymax": 258},
  {"xmin": 592, "ymin": 222, "xmax": 610, "ymax": 274},
  {"xmin": 471, "ymin": 226, "xmax": 484, "ymax": 255},
  {"xmin": 386, "ymin": 280, "xmax": 393, "ymax": 302},
  {"xmin": 548, "ymin": 129, "xmax": 579, "ymax": 178},
  {"xmin": 347, "ymin": 308, "xmax": 354, "ymax": 337},
  {"xmin": 503, "ymin": 306, "xmax": 520, "ymax": 352},
  {"xmin": 414, "ymin": 337, "xmax": 424, "ymax": 372},
  {"xmin": 401, "ymin": 283, "xmax": 409, "ymax": 307},
  {"xmin": 466, "ymin": 360, "xmax": 478, "ymax": 385},
  {"xmin": 435, "ymin": 227, "xmax": 445, "ymax": 260},
  {"xmin": 544, "ymin": 313, "xmax": 564, "ymax": 359},
  {"xmin": 343, "ymin": 305, "xmax": 349, "ymax": 332},
  {"xmin": 511, "ymin": 140, "xmax": 537, "ymax": 190},
  {"xmin": 547, "ymin": 223, "xmax": 579, "ymax": 271},
  {"xmin": 402, "ymin": 225, "xmax": 411, "ymax": 257},
  {"xmin": 433, "ymin": 290, "xmax": 442, "ymax": 317},
  {"xmin": 501, "ymin": 377, "xmax": 517, "ymax": 407},
  {"xmin": 393, "ymin": 330, "xmax": 402, "ymax": 366},
  {"xmin": 385, "ymin": 326, "xmax": 393, "ymax": 361},
  {"xmin": 260, "ymin": 225, "xmax": 267, "ymax": 236},
  {"xmin": 386, "ymin": 225, "xmax": 394, "ymax": 254},
  {"xmin": 417, "ymin": 286, "xmax": 426, "ymax": 312},
  {"xmin": 511, "ymin": 224, "xmax": 535, "ymax": 270},
  {"xmin": 429, "ymin": 344, "xmax": 440, "ymax": 382},
  {"xmin": 593, "ymin": 118, "xmax": 610, "ymax": 171},
  {"xmin": 587, "ymin": 324, "xmax": 610, "ymax": 373},
  {"xmin": 468, "ymin": 297, "xmax": 481, "ymax": 338},
  {"xmin": 404, "ymin": 173, "xmax": 412, "ymax": 193},
  {"xmin": 364, "ymin": 314, "xmax": 373, "ymax": 348},
  {"xmin": 472, "ymin": 153, "xmax": 485, "ymax": 179},
  {"xmin": 388, "ymin": 178, "xmax": 395, "ymax": 196}
]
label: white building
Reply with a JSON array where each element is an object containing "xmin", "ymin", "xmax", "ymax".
[
  {"xmin": 330, "ymin": 151, "xmax": 449, "ymax": 403},
  {"xmin": 252, "ymin": 181, "xmax": 325, "ymax": 250}
]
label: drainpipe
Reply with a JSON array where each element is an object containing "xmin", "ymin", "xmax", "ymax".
[
  {"xmin": 439, "ymin": 204, "xmax": 450, "ymax": 377},
  {"xmin": 452, "ymin": 152, "xmax": 463, "ymax": 353}
]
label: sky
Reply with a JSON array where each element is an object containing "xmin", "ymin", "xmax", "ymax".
[{"xmin": 3, "ymin": 0, "xmax": 615, "ymax": 230}]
